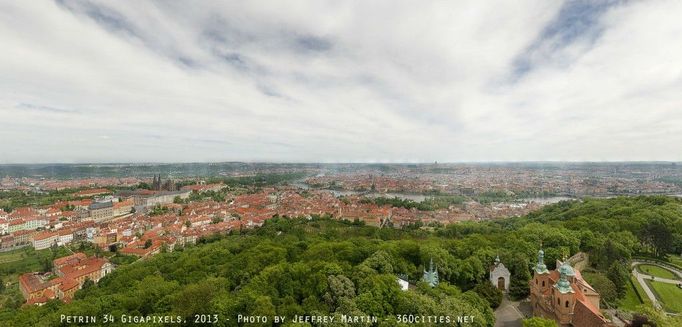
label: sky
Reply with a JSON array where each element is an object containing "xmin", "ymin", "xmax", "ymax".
[{"xmin": 0, "ymin": 0, "xmax": 681, "ymax": 163}]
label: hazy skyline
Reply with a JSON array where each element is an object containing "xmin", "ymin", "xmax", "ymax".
[{"xmin": 1, "ymin": 0, "xmax": 681, "ymax": 163}]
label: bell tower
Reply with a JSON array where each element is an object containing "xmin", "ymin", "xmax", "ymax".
[
  {"xmin": 530, "ymin": 247, "xmax": 550, "ymax": 316},
  {"xmin": 553, "ymin": 261, "xmax": 576, "ymax": 325}
]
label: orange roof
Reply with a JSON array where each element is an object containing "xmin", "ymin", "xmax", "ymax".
[
  {"xmin": 53, "ymin": 253, "xmax": 86, "ymax": 267},
  {"xmin": 19, "ymin": 273, "xmax": 49, "ymax": 293},
  {"xmin": 59, "ymin": 278, "xmax": 79, "ymax": 292},
  {"xmin": 59, "ymin": 257, "xmax": 108, "ymax": 280},
  {"xmin": 32, "ymin": 231, "xmax": 58, "ymax": 241}
]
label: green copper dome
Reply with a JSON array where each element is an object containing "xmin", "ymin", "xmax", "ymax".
[
  {"xmin": 535, "ymin": 249, "xmax": 549, "ymax": 274},
  {"xmin": 558, "ymin": 261, "xmax": 575, "ymax": 277},
  {"xmin": 555, "ymin": 261, "xmax": 575, "ymax": 294},
  {"xmin": 555, "ymin": 276, "xmax": 572, "ymax": 293}
]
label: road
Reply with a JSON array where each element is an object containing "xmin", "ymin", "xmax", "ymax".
[{"xmin": 494, "ymin": 297, "xmax": 527, "ymax": 327}]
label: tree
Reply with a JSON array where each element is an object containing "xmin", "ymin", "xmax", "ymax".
[
  {"xmin": 81, "ymin": 278, "xmax": 95, "ymax": 290},
  {"xmin": 323, "ymin": 275, "xmax": 355, "ymax": 310},
  {"xmin": 473, "ymin": 281, "xmax": 503, "ymax": 308},
  {"xmin": 639, "ymin": 215, "xmax": 674, "ymax": 257},
  {"xmin": 523, "ymin": 317, "xmax": 557, "ymax": 327},
  {"xmin": 507, "ymin": 253, "xmax": 531, "ymax": 300},
  {"xmin": 41, "ymin": 257, "xmax": 53, "ymax": 272},
  {"xmin": 607, "ymin": 261, "xmax": 630, "ymax": 298},
  {"xmin": 137, "ymin": 182, "xmax": 151, "ymax": 190},
  {"xmin": 94, "ymin": 245, "xmax": 103, "ymax": 258},
  {"xmin": 583, "ymin": 273, "xmax": 617, "ymax": 305},
  {"xmin": 144, "ymin": 239, "xmax": 153, "ymax": 249}
]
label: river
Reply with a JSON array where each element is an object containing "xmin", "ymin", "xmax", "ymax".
[{"xmin": 292, "ymin": 181, "xmax": 575, "ymax": 204}]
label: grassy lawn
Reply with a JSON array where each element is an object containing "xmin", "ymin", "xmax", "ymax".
[
  {"xmin": 0, "ymin": 250, "xmax": 26, "ymax": 264},
  {"xmin": 667, "ymin": 254, "xmax": 682, "ymax": 268},
  {"xmin": 0, "ymin": 246, "xmax": 71, "ymax": 282},
  {"xmin": 648, "ymin": 280, "xmax": 682, "ymax": 313},
  {"xmin": 618, "ymin": 277, "xmax": 644, "ymax": 311},
  {"xmin": 637, "ymin": 264, "xmax": 679, "ymax": 280}
]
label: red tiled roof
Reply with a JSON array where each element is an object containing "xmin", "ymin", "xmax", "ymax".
[
  {"xmin": 32, "ymin": 231, "xmax": 58, "ymax": 241},
  {"xmin": 53, "ymin": 253, "xmax": 86, "ymax": 268}
]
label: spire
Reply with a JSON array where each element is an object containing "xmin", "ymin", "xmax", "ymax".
[
  {"xmin": 535, "ymin": 247, "xmax": 549, "ymax": 274},
  {"xmin": 495, "ymin": 255, "xmax": 500, "ymax": 266},
  {"xmin": 555, "ymin": 261, "xmax": 575, "ymax": 294},
  {"xmin": 423, "ymin": 257, "xmax": 439, "ymax": 287}
]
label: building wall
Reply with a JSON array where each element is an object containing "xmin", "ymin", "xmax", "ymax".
[
  {"xmin": 489, "ymin": 264, "xmax": 511, "ymax": 292},
  {"xmin": 90, "ymin": 207, "xmax": 113, "ymax": 222},
  {"xmin": 9, "ymin": 222, "xmax": 25, "ymax": 233},
  {"xmin": 33, "ymin": 236, "xmax": 58, "ymax": 250}
]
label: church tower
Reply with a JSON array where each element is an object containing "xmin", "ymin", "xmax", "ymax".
[
  {"xmin": 553, "ymin": 261, "xmax": 577, "ymax": 325},
  {"xmin": 530, "ymin": 248, "xmax": 551, "ymax": 315}
]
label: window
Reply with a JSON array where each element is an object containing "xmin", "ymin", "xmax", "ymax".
[
  {"xmin": 565, "ymin": 301, "xmax": 569, "ymax": 308},
  {"xmin": 542, "ymin": 281, "xmax": 545, "ymax": 287},
  {"xmin": 558, "ymin": 298, "xmax": 560, "ymax": 305},
  {"xmin": 536, "ymin": 279, "xmax": 538, "ymax": 285}
]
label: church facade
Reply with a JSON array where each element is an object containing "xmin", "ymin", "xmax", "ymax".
[
  {"xmin": 529, "ymin": 249, "xmax": 615, "ymax": 327},
  {"xmin": 489, "ymin": 255, "xmax": 510, "ymax": 292}
]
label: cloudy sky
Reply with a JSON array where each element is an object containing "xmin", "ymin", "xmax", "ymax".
[{"xmin": 1, "ymin": 0, "xmax": 681, "ymax": 163}]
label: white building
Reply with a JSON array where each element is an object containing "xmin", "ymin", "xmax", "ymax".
[
  {"xmin": 32, "ymin": 231, "xmax": 59, "ymax": 250},
  {"xmin": 24, "ymin": 217, "xmax": 47, "ymax": 230},
  {"xmin": 58, "ymin": 230, "xmax": 73, "ymax": 245},
  {"xmin": 0, "ymin": 218, "xmax": 8, "ymax": 235},
  {"xmin": 397, "ymin": 276, "xmax": 409, "ymax": 291},
  {"xmin": 489, "ymin": 255, "xmax": 511, "ymax": 292}
]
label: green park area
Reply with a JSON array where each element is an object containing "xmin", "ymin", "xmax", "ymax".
[
  {"xmin": 648, "ymin": 280, "xmax": 682, "ymax": 313},
  {"xmin": 618, "ymin": 276, "xmax": 650, "ymax": 311},
  {"xmin": 667, "ymin": 254, "xmax": 682, "ymax": 268},
  {"xmin": 0, "ymin": 246, "xmax": 71, "ymax": 281},
  {"xmin": 637, "ymin": 264, "xmax": 679, "ymax": 280}
]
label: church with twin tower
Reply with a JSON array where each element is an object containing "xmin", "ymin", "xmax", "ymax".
[{"xmin": 529, "ymin": 248, "xmax": 615, "ymax": 327}]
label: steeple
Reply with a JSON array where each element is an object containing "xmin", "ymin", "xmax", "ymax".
[
  {"xmin": 555, "ymin": 261, "xmax": 575, "ymax": 294},
  {"xmin": 535, "ymin": 248, "xmax": 549, "ymax": 274},
  {"xmin": 494, "ymin": 255, "xmax": 500, "ymax": 266},
  {"xmin": 422, "ymin": 258, "xmax": 439, "ymax": 287}
]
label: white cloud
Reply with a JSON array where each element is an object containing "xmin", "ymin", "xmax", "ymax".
[{"xmin": 0, "ymin": 0, "xmax": 680, "ymax": 163}]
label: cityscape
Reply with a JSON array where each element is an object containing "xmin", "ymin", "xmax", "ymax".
[
  {"xmin": 2, "ymin": 1, "xmax": 682, "ymax": 327},
  {"xmin": 0, "ymin": 163, "xmax": 681, "ymax": 326}
]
